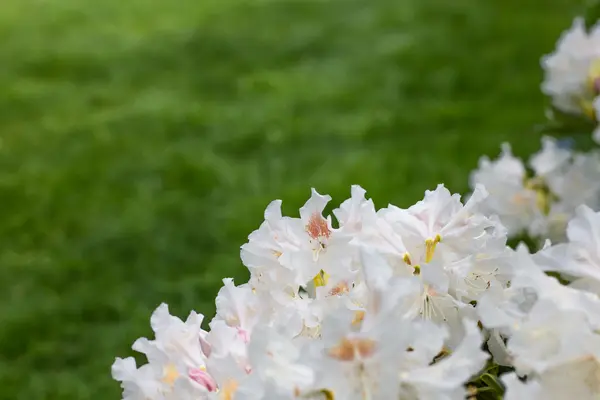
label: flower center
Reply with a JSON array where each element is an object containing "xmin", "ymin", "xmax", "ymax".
[
  {"xmin": 524, "ymin": 177, "xmax": 554, "ymax": 215},
  {"xmin": 589, "ymin": 59, "xmax": 600, "ymax": 94},
  {"xmin": 162, "ymin": 363, "xmax": 180, "ymax": 386},
  {"xmin": 313, "ymin": 269, "xmax": 330, "ymax": 288},
  {"xmin": 425, "ymin": 234, "xmax": 441, "ymax": 263},
  {"xmin": 329, "ymin": 281, "xmax": 349, "ymax": 296},
  {"xmin": 327, "ymin": 337, "xmax": 376, "ymax": 362},
  {"xmin": 217, "ymin": 379, "xmax": 239, "ymax": 400},
  {"xmin": 351, "ymin": 310, "xmax": 365, "ymax": 327},
  {"xmin": 580, "ymin": 59, "xmax": 600, "ymax": 120},
  {"xmin": 307, "ymin": 213, "xmax": 331, "ymax": 240}
]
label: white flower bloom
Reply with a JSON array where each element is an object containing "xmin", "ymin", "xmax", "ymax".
[
  {"xmin": 333, "ymin": 185, "xmax": 377, "ymax": 235},
  {"xmin": 545, "ymin": 152, "xmax": 600, "ymax": 211},
  {"xmin": 241, "ymin": 188, "xmax": 353, "ymax": 290},
  {"xmin": 243, "ymin": 324, "xmax": 315, "ymax": 397},
  {"xmin": 112, "ymin": 357, "xmax": 165, "ymax": 400},
  {"xmin": 471, "ymin": 138, "xmax": 600, "ymax": 242},
  {"xmin": 205, "ymin": 354, "xmax": 249, "ymax": 400},
  {"xmin": 352, "ymin": 186, "xmax": 510, "ymax": 346},
  {"xmin": 507, "ymin": 299, "xmax": 600, "ymax": 375},
  {"xmin": 240, "ymin": 199, "xmax": 304, "ymax": 291},
  {"xmin": 214, "ymin": 279, "xmax": 259, "ymax": 339},
  {"xmin": 482, "ymin": 247, "xmax": 600, "ymax": 329},
  {"xmin": 503, "ymin": 354, "xmax": 600, "ymax": 400},
  {"xmin": 112, "ymin": 304, "xmax": 214, "ymax": 399},
  {"xmin": 529, "ymin": 136, "xmax": 572, "ymax": 178},
  {"xmin": 541, "ymin": 17, "xmax": 600, "ymax": 120},
  {"xmin": 302, "ymin": 304, "xmax": 413, "ymax": 400},
  {"xmin": 535, "ymin": 205, "xmax": 600, "ymax": 295},
  {"xmin": 469, "ymin": 143, "xmax": 540, "ymax": 236},
  {"xmin": 379, "ymin": 184, "xmax": 495, "ymax": 265},
  {"xmin": 502, "ymin": 372, "xmax": 543, "ymax": 400},
  {"xmin": 204, "ymin": 319, "xmax": 249, "ymax": 369},
  {"xmin": 399, "ymin": 319, "xmax": 488, "ymax": 400},
  {"xmin": 530, "ymin": 148, "xmax": 600, "ymax": 242},
  {"xmin": 115, "ymin": 183, "xmax": 600, "ymax": 400},
  {"xmin": 477, "ymin": 246, "xmax": 600, "ymax": 384}
]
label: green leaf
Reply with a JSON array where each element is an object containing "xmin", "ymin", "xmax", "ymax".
[
  {"xmin": 480, "ymin": 373, "xmax": 505, "ymax": 396},
  {"xmin": 585, "ymin": 0, "xmax": 600, "ymax": 29},
  {"xmin": 484, "ymin": 362, "xmax": 500, "ymax": 376},
  {"xmin": 536, "ymin": 105, "xmax": 596, "ymax": 138}
]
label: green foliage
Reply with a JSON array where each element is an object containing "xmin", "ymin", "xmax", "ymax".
[
  {"xmin": 0, "ymin": 0, "xmax": 586, "ymax": 398},
  {"xmin": 534, "ymin": 106, "xmax": 597, "ymax": 138},
  {"xmin": 585, "ymin": 0, "xmax": 600, "ymax": 27}
]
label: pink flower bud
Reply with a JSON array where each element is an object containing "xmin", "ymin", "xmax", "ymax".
[{"xmin": 188, "ymin": 368, "xmax": 217, "ymax": 392}]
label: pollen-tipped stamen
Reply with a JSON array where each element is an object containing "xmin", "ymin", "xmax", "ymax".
[
  {"xmin": 425, "ymin": 234, "xmax": 441, "ymax": 263},
  {"xmin": 313, "ymin": 269, "xmax": 330, "ymax": 288}
]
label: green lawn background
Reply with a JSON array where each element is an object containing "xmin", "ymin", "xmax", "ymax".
[{"xmin": 0, "ymin": 0, "xmax": 585, "ymax": 398}]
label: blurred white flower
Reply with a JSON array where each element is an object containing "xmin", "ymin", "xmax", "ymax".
[
  {"xmin": 470, "ymin": 137, "xmax": 600, "ymax": 242},
  {"xmin": 503, "ymin": 355, "xmax": 600, "ymax": 400},
  {"xmin": 542, "ymin": 18, "xmax": 600, "ymax": 120},
  {"xmin": 536, "ymin": 205, "xmax": 600, "ymax": 295},
  {"xmin": 469, "ymin": 143, "xmax": 541, "ymax": 236}
]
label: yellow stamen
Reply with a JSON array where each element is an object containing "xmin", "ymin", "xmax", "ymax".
[
  {"xmin": 402, "ymin": 252, "xmax": 412, "ymax": 265},
  {"xmin": 162, "ymin": 363, "xmax": 180, "ymax": 386},
  {"xmin": 218, "ymin": 380, "xmax": 238, "ymax": 400},
  {"xmin": 524, "ymin": 177, "xmax": 553, "ymax": 216},
  {"xmin": 535, "ymin": 190, "xmax": 551, "ymax": 215},
  {"xmin": 580, "ymin": 58, "xmax": 600, "ymax": 119},
  {"xmin": 580, "ymin": 98, "xmax": 596, "ymax": 120},
  {"xmin": 351, "ymin": 310, "xmax": 365, "ymax": 327},
  {"xmin": 413, "ymin": 265, "xmax": 421, "ymax": 275},
  {"xmin": 301, "ymin": 389, "xmax": 335, "ymax": 399},
  {"xmin": 425, "ymin": 234, "xmax": 441, "ymax": 263},
  {"xmin": 319, "ymin": 389, "xmax": 335, "ymax": 400},
  {"xmin": 313, "ymin": 270, "xmax": 330, "ymax": 287},
  {"xmin": 588, "ymin": 59, "xmax": 600, "ymax": 91}
]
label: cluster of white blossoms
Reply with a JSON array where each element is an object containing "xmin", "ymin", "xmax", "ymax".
[
  {"xmin": 112, "ymin": 15, "xmax": 600, "ymax": 400},
  {"xmin": 469, "ymin": 135, "xmax": 600, "ymax": 242},
  {"xmin": 113, "ymin": 185, "xmax": 499, "ymax": 399},
  {"xmin": 113, "ymin": 183, "xmax": 600, "ymax": 399},
  {"xmin": 541, "ymin": 17, "xmax": 600, "ymax": 142},
  {"xmin": 481, "ymin": 206, "xmax": 600, "ymax": 399}
]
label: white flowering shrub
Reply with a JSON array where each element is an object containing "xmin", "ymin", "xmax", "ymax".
[
  {"xmin": 112, "ymin": 15, "xmax": 600, "ymax": 400},
  {"xmin": 469, "ymin": 136, "xmax": 600, "ymax": 243}
]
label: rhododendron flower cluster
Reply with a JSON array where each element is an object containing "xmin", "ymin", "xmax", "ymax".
[
  {"xmin": 112, "ymin": 15, "xmax": 600, "ymax": 400},
  {"xmin": 113, "ymin": 184, "xmax": 600, "ymax": 400},
  {"xmin": 113, "ymin": 185, "xmax": 498, "ymax": 399},
  {"xmin": 541, "ymin": 17, "xmax": 600, "ymax": 143},
  {"xmin": 469, "ymin": 136, "xmax": 600, "ymax": 242}
]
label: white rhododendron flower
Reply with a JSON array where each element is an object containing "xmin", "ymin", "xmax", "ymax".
[
  {"xmin": 541, "ymin": 17, "xmax": 600, "ymax": 142},
  {"xmin": 113, "ymin": 186, "xmax": 501, "ymax": 399},
  {"xmin": 114, "ymin": 171, "xmax": 600, "ymax": 399},
  {"xmin": 535, "ymin": 205, "xmax": 600, "ymax": 295},
  {"xmin": 470, "ymin": 136, "xmax": 600, "ymax": 242},
  {"xmin": 469, "ymin": 143, "xmax": 540, "ymax": 236},
  {"xmin": 112, "ymin": 304, "xmax": 214, "ymax": 399}
]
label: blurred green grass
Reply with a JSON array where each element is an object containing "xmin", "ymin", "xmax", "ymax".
[{"xmin": 0, "ymin": 0, "xmax": 584, "ymax": 398}]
